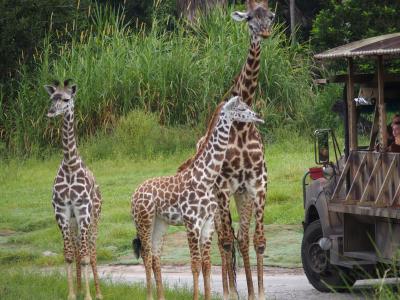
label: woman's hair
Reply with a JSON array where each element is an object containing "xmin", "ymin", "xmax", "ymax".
[{"xmin": 392, "ymin": 113, "xmax": 400, "ymax": 125}]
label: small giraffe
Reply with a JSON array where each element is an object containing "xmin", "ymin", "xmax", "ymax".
[
  {"xmin": 131, "ymin": 96, "xmax": 263, "ymax": 300},
  {"xmin": 182, "ymin": 1, "xmax": 275, "ymax": 299},
  {"xmin": 45, "ymin": 80, "xmax": 102, "ymax": 300}
]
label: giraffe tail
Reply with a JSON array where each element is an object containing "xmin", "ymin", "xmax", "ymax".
[{"xmin": 132, "ymin": 237, "xmax": 142, "ymax": 259}]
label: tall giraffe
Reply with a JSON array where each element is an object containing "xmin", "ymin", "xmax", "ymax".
[
  {"xmin": 131, "ymin": 96, "xmax": 263, "ymax": 300},
  {"xmin": 181, "ymin": 1, "xmax": 275, "ymax": 299},
  {"xmin": 45, "ymin": 80, "xmax": 102, "ymax": 300}
]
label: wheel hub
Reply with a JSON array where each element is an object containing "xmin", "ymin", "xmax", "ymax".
[{"xmin": 308, "ymin": 242, "xmax": 328, "ymax": 274}]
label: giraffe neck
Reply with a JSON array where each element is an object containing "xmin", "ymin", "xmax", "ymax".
[
  {"xmin": 232, "ymin": 34, "xmax": 261, "ymax": 106},
  {"xmin": 192, "ymin": 115, "xmax": 231, "ymax": 186},
  {"xmin": 62, "ymin": 108, "xmax": 79, "ymax": 166}
]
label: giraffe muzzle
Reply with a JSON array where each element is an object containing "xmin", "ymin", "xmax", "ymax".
[
  {"xmin": 47, "ymin": 110, "xmax": 56, "ymax": 118},
  {"xmin": 260, "ymin": 30, "xmax": 271, "ymax": 38},
  {"xmin": 254, "ymin": 114, "xmax": 264, "ymax": 124},
  {"xmin": 47, "ymin": 109, "xmax": 63, "ymax": 118}
]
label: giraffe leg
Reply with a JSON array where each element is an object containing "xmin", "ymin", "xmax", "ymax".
[
  {"xmin": 142, "ymin": 248, "xmax": 153, "ymax": 300},
  {"xmin": 217, "ymin": 192, "xmax": 238, "ymax": 299},
  {"xmin": 186, "ymin": 224, "xmax": 202, "ymax": 300},
  {"xmin": 71, "ymin": 218, "xmax": 82, "ymax": 297},
  {"xmin": 217, "ymin": 238, "xmax": 229, "ymax": 300},
  {"xmin": 81, "ymin": 239, "xmax": 92, "ymax": 300},
  {"xmin": 136, "ymin": 220, "xmax": 154, "ymax": 300},
  {"xmin": 66, "ymin": 261, "xmax": 76, "ymax": 300},
  {"xmin": 200, "ymin": 216, "xmax": 215, "ymax": 300},
  {"xmin": 253, "ymin": 189, "xmax": 266, "ymax": 300},
  {"xmin": 132, "ymin": 199, "xmax": 155, "ymax": 300},
  {"xmin": 75, "ymin": 205, "xmax": 93, "ymax": 300},
  {"xmin": 151, "ymin": 217, "xmax": 168, "ymax": 300},
  {"xmin": 75, "ymin": 249, "xmax": 82, "ymax": 296},
  {"xmin": 214, "ymin": 211, "xmax": 229, "ymax": 300},
  {"xmin": 55, "ymin": 207, "xmax": 76, "ymax": 300},
  {"xmin": 234, "ymin": 193, "xmax": 255, "ymax": 300},
  {"xmin": 89, "ymin": 222, "xmax": 103, "ymax": 300}
]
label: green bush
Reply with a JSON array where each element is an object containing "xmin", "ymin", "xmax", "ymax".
[
  {"xmin": 83, "ymin": 110, "xmax": 199, "ymax": 160},
  {"xmin": 311, "ymin": 0, "xmax": 400, "ymax": 53},
  {"xmin": 302, "ymin": 84, "xmax": 343, "ymax": 132}
]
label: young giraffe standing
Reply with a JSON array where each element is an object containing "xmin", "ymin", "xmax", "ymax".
[
  {"xmin": 45, "ymin": 80, "xmax": 102, "ymax": 300},
  {"xmin": 187, "ymin": 1, "xmax": 275, "ymax": 299},
  {"xmin": 131, "ymin": 96, "xmax": 263, "ymax": 300}
]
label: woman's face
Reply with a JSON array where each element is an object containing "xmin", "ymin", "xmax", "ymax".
[{"xmin": 393, "ymin": 124, "xmax": 400, "ymax": 139}]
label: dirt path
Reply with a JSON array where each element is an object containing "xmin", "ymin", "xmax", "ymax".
[{"xmin": 97, "ymin": 264, "xmax": 379, "ymax": 299}]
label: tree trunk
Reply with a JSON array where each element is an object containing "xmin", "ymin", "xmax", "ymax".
[
  {"xmin": 176, "ymin": 0, "xmax": 227, "ymax": 21},
  {"xmin": 289, "ymin": 0, "xmax": 295, "ymax": 44}
]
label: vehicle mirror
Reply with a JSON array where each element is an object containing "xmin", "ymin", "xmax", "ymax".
[{"xmin": 315, "ymin": 130, "xmax": 329, "ymax": 164}]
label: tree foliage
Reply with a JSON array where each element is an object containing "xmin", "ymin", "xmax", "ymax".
[
  {"xmin": 0, "ymin": 0, "xmax": 90, "ymax": 81},
  {"xmin": 311, "ymin": 0, "xmax": 400, "ymax": 52}
]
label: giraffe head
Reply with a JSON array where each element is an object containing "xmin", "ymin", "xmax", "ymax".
[
  {"xmin": 223, "ymin": 96, "xmax": 264, "ymax": 124},
  {"xmin": 231, "ymin": 0, "xmax": 275, "ymax": 39},
  {"xmin": 44, "ymin": 79, "xmax": 77, "ymax": 118}
]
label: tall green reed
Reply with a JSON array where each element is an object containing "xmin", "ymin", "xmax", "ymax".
[{"xmin": 1, "ymin": 5, "xmax": 322, "ymax": 157}]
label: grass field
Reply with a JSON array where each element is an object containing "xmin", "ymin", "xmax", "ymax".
[
  {"xmin": 0, "ymin": 135, "xmax": 315, "ymax": 268},
  {"xmin": 0, "ymin": 132, "xmax": 316, "ymax": 298},
  {"xmin": 0, "ymin": 268, "xmax": 206, "ymax": 300}
]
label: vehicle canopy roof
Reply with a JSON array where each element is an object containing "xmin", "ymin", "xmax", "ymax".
[{"xmin": 314, "ymin": 33, "xmax": 400, "ymax": 60}]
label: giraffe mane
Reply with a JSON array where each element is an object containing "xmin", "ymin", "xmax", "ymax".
[{"xmin": 177, "ymin": 101, "xmax": 226, "ymax": 173}]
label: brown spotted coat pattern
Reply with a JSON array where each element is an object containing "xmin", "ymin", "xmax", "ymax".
[
  {"xmin": 132, "ymin": 97, "xmax": 262, "ymax": 300},
  {"xmin": 46, "ymin": 81, "xmax": 102, "ymax": 300},
  {"xmin": 190, "ymin": 2, "xmax": 275, "ymax": 299}
]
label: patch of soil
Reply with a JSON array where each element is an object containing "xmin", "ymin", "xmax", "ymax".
[{"xmin": 0, "ymin": 229, "xmax": 17, "ymax": 236}]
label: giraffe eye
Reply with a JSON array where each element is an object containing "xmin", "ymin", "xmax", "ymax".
[{"xmin": 63, "ymin": 98, "xmax": 70, "ymax": 102}]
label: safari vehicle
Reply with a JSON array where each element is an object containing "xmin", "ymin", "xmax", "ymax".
[{"xmin": 301, "ymin": 33, "xmax": 400, "ymax": 292}]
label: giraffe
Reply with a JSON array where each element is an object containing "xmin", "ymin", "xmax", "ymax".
[
  {"xmin": 45, "ymin": 80, "xmax": 102, "ymax": 300},
  {"xmin": 131, "ymin": 96, "xmax": 263, "ymax": 300},
  {"xmin": 180, "ymin": 1, "xmax": 275, "ymax": 299}
]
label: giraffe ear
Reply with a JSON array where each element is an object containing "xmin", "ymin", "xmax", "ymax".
[
  {"xmin": 71, "ymin": 84, "xmax": 77, "ymax": 97},
  {"xmin": 44, "ymin": 85, "xmax": 56, "ymax": 96},
  {"xmin": 231, "ymin": 11, "xmax": 249, "ymax": 22}
]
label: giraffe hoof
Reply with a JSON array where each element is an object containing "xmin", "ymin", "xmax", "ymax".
[
  {"xmin": 96, "ymin": 294, "xmax": 104, "ymax": 300},
  {"xmin": 84, "ymin": 295, "xmax": 93, "ymax": 300}
]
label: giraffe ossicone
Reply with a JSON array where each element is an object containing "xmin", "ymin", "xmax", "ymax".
[
  {"xmin": 46, "ymin": 80, "xmax": 103, "ymax": 300},
  {"xmin": 131, "ymin": 96, "xmax": 262, "ymax": 300}
]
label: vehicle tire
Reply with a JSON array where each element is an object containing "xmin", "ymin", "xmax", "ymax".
[{"xmin": 301, "ymin": 220, "xmax": 356, "ymax": 292}]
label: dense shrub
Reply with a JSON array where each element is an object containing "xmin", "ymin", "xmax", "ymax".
[{"xmin": 82, "ymin": 110, "xmax": 199, "ymax": 160}]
